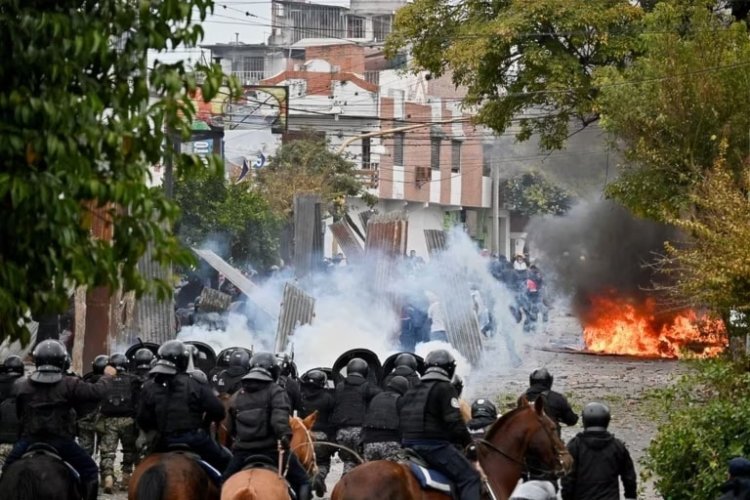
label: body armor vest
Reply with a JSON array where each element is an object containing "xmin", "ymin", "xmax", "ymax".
[
  {"xmin": 154, "ymin": 374, "xmax": 205, "ymax": 435},
  {"xmin": 234, "ymin": 384, "xmax": 275, "ymax": 445},
  {"xmin": 100, "ymin": 374, "xmax": 135, "ymax": 417},
  {"xmin": 17, "ymin": 379, "xmax": 77, "ymax": 438},
  {"xmin": 399, "ymin": 381, "xmax": 448, "ymax": 439},
  {"xmin": 363, "ymin": 391, "xmax": 400, "ymax": 431},
  {"xmin": 331, "ymin": 376, "xmax": 369, "ymax": 427}
]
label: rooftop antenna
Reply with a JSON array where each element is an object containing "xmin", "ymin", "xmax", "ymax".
[{"xmin": 235, "ymin": 32, "xmax": 239, "ymax": 45}]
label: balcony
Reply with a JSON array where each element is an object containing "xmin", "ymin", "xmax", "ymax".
[
  {"xmin": 354, "ymin": 164, "xmax": 379, "ymax": 189},
  {"xmin": 232, "ymin": 70, "xmax": 274, "ymax": 85},
  {"xmin": 363, "ymin": 71, "xmax": 380, "ymax": 86}
]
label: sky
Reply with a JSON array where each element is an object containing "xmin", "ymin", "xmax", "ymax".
[{"xmin": 154, "ymin": 0, "xmax": 353, "ymax": 65}]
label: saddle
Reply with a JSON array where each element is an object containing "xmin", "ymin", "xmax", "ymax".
[
  {"xmin": 22, "ymin": 443, "xmax": 81, "ymax": 484},
  {"xmin": 403, "ymin": 449, "xmax": 454, "ymax": 496},
  {"xmin": 165, "ymin": 444, "xmax": 223, "ymax": 485}
]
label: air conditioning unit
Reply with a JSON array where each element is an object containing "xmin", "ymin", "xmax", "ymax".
[{"xmin": 415, "ymin": 166, "xmax": 432, "ymax": 188}]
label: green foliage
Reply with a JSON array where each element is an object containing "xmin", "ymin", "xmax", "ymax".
[
  {"xmin": 643, "ymin": 358, "xmax": 750, "ymax": 499},
  {"xmin": 174, "ymin": 171, "xmax": 281, "ymax": 270},
  {"xmin": 501, "ymin": 172, "xmax": 573, "ymax": 216},
  {"xmin": 596, "ymin": 1, "xmax": 750, "ymax": 220},
  {"xmin": 0, "ymin": 1, "xmax": 237, "ymax": 342},
  {"xmin": 257, "ymin": 137, "xmax": 376, "ymax": 220},
  {"xmin": 387, "ymin": 0, "xmax": 643, "ymax": 149}
]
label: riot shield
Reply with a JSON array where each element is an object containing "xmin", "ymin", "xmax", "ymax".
[
  {"xmin": 379, "ymin": 352, "xmax": 425, "ymax": 386},
  {"xmin": 331, "ymin": 348, "xmax": 381, "ymax": 386},
  {"xmin": 125, "ymin": 341, "xmax": 159, "ymax": 372}
]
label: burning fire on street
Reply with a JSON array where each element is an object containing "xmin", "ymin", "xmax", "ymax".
[{"xmin": 581, "ymin": 293, "xmax": 728, "ymax": 359}]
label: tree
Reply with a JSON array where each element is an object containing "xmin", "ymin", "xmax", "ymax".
[
  {"xmin": 256, "ymin": 137, "xmax": 376, "ymax": 220},
  {"xmin": 501, "ymin": 172, "xmax": 573, "ymax": 216},
  {"xmin": 0, "ymin": 1, "xmax": 233, "ymax": 342},
  {"xmin": 596, "ymin": 1, "xmax": 750, "ymax": 220},
  {"xmin": 387, "ymin": 0, "xmax": 643, "ymax": 149},
  {"xmin": 174, "ymin": 171, "xmax": 281, "ymax": 270}
]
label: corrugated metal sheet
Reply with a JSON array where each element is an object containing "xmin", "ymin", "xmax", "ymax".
[
  {"xmin": 192, "ymin": 248, "xmax": 278, "ymax": 317},
  {"xmin": 329, "ymin": 220, "xmax": 364, "ymax": 264},
  {"xmin": 275, "ymin": 282, "xmax": 315, "ymax": 352},
  {"xmin": 0, "ymin": 321, "xmax": 38, "ymax": 362},
  {"xmin": 424, "ymin": 230, "xmax": 483, "ymax": 365},
  {"xmin": 293, "ymin": 194, "xmax": 323, "ymax": 279},
  {"xmin": 198, "ymin": 288, "xmax": 232, "ymax": 312}
]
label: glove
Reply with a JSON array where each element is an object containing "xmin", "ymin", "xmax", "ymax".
[
  {"xmin": 465, "ymin": 443, "xmax": 478, "ymax": 461},
  {"xmin": 280, "ymin": 435, "xmax": 291, "ymax": 451}
]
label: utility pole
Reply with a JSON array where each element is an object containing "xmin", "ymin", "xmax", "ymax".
[{"xmin": 492, "ymin": 158, "xmax": 500, "ymax": 253}]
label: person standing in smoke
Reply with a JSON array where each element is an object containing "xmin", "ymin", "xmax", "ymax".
[
  {"xmin": 426, "ymin": 291, "xmax": 448, "ymax": 342},
  {"xmin": 361, "ymin": 376, "xmax": 408, "ymax": 462},
  {"xmin": 299, "ymin": 369, "xmax": 336, "ymax": 498},
  {"xmin": 331, "ymin": 357, "xmax": 381, "ymax": 474}
]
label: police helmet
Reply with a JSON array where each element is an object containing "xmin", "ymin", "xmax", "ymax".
[
  {"xmin": 394, "ymin": 353, "xmax": 418, "ymax": 370},
  {"xmin": 133, "ymin": 348, "xmax": 155, "ymax": 370},
  {"xmin": 3, "ymin": 355, "xmax": 24, "ymax": 375},
  {"xmin": 92, "ymin": 355, "xmax": 109, "ymax": 375},
  {"xmin": 424, "ymin": 349, "xmax": 456, "ymax": 379},
  {"xmin": 387, "ymin": 375, "xmax": 409, "ymax": 395},
  {"xmin": 452, "ymin": 374, "xmax": 464, "ymax": 397},
  {"xmin": 346, "ymin": 357, "xmax": 369, "ymax": 378},
  {"xmin": 302, "ymin": 369, "xmax": 327, "ymax": 389},
  {"xmin": 529, "ymin": 368, "xmax": 553, "ymax": 389},
  {"xmin": 31, "ymin": 340, "xmax": 67, "ymax": 384},
  {"xmin": 152, "ymin": 340, "xmax": 190, "ymax": 376},
  {"xmin": 230, "ymin": 349, "xmax": 251, "ymax": 371},
  {"xmin": 582, "ymin": 402, "xmax": 611, "ymax": 431},
  {"xmin": 243, "ymin": 352, "xmax": 280, "ymax": 382},
  {"xmin": 471, "ymin": 399, "xmax": 498, "ymax": 420},
  {"xmin": 109, "ymin": 353, "xmax": 129, "ymax": 372}
]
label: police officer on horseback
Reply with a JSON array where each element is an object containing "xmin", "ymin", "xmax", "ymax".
[
  {"xmin": 0, "ymin": 356, "xmax": 25, "ymax": 466},
  {"xmin": 2, "ymin": 340, "xmax": 115, "ymax": 500},
  {"xmin": 215, "ymin": 348, "xmax": 251, "ymax": 396},
  {"xmin": 222, "ymin": 352, "xmax": 311, "ymax": 500},
  {"xmin": 398, "ymin": 349, "xmax": 481, "ymax": 500},
  {"xmin": 136, "ymin": 340, "xmax": 230, "ymax": 472}
]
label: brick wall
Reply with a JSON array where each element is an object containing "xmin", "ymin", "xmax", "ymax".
[{"xmin": 305, "ymin": 44, "xmax": 365, "ymax": 74}]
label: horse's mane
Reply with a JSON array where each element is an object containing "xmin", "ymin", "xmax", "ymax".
[{"xmin": 483, "ymin": 404, "xmax": 529, "ymax": 442}]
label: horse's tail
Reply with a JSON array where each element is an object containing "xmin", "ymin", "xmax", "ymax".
[{"xmin": 135, "ymin": 463, "xmax": 168, "ymax": 500}]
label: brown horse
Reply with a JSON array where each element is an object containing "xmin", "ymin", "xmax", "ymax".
[
  {"xmin": 331, "ymin": 396, "xmax": 573, "ymax": 500},
  {"xmin": 128, "ymin": 452, "xmax": 220, "ymax": 500},
  {"xmin": 220, "ymin": 413, "xmax": 319, "ymax": 500}
]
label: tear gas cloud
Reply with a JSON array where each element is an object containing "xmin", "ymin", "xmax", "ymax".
[{"xmin": 179, "ymin": 229, "xmax": 536, "ymax": 394}]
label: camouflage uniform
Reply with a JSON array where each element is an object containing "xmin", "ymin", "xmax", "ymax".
[
  {"xmin": 0, "ymin": 443, "xmax": 13, "ymax": 468},
  {"xmin": 77, "ymin": 414, "xmax": 98, "ymax": 456},
  {"xmin": 363, "ymin": 441, "xmax": 402, "ymax": 462},
  {"xmin": 311, "ymin": 431, "xmax": 332, "ymax": 479},
  {"xmin": 336, "ymin": 426, "xmax": 363, "ymax": 474},
  {"xmin": 98, "ymin": 415, "xmax": 137, "ymax": 478}
]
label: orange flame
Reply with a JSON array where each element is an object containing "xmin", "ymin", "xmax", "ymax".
[{"xmin": 582, "ymin": 295, "xmax": 727, "ymax": 358}]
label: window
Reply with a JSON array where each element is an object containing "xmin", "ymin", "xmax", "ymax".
[
  {"xmin": 393, "ymin": 132, "xmax": 404, "ymax": 166},
  {"xmin": 347, "ymin": 16, "xmax": 365, "ymax": 38},
  {"xmin": 373, "ymin": 15, "xmax": 393, "ymax": 41},
  {"xmin": 482, "ymin": 143, "xmax": 493, "ymax": 176},
  {"xmin": 362, "ymin": 136, "xmax": 371, "ymax": 169},
  {"xmin": 451, "ymin": 140, "xmax": 462, "ymax": 173},
  {"xmin": 430, "ymin": 137, "xmax": 442, "ymax": 170},
  {"xmin": 243, "ymin": 56, "xmax": 264, "ymax": 73}
]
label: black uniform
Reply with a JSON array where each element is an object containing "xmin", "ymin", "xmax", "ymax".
[
  {"xmin": 383, "ymin": 366, "xmax": 421, "ymax": 389},
  {"xmin": 278, "ymin": 374, "xmax": 302, "ymax": 414},
  {"xmin": 215, "ymin": 366, "xmax": 247, "ymax": 395},
  {"xmin": 467, "ymin": 415, "xmax": 496, "ymax": 440},
  {"xmin": 399, "ymin": 376, "xmax": 480, "ymax": 500},
  {"xmin": 331, "ymin": 374, "xmax": 381, "ymax": 473},
  {"xmin": 222, "ymin": 379, "xmax": 309, "ymax": 498},
  {"xmin": 561, "ymin": 430, "xmax": 637, "ymax": 500},
  {"xmin": 3, "ymin": 375, "xmax": 110, "ymax": 482},
  {"xmin": 300, "ymin": 382, "xmax": 335, "ymax": 493},
  {"xmin": 136, "ymin": 372, "xmax": 229, "ymax": 471},
  {"xmin": 362, "ymin": 388, "xmax": 402, "ymax": 445},
  {"xmin": 718, "ymin": 477, "xmax": 750, "ymax": 500},
  {"xmin": 525, "ymin": 384, "xmax": 579, "ymax": 432},
  {"xmin": 0, "ymin": 371, "xmax": 23, "ymax": 445}
]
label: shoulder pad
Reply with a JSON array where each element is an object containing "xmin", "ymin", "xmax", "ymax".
[{"xmin": 189, "ymin": 370, "xmax": 208, "ymax": 384}]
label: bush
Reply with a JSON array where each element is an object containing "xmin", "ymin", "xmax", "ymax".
[{"xmin": 643, "ymin": 358, "xmax": 750, "ymax": 499}]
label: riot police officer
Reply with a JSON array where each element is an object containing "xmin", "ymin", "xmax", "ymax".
[
  {"xmin": 382, "ymin": 353, "xmax": 421, "ymax": 389},
  {"xmin": 561, "ymin": 402, "xmax": 637, "ymax": 500},
  {"xmin": 299, "ymin": 369, "xmax": 335, "ymax": 497},
  {"xmin": 276, "ymin": 353, "xmax": 302, "ymax": 414},
  {"xmin": 3, "ymin": 340, "xmax": 115, "ymax": 500},
  {"xmin": 467, "ymin": 398, "xmax": 498, "ymax": 439},
  {"xmin": 523, "ymin": 368, "xmax": 578, "ymax": 433},
  {"xmin": 331, "ymin": 357, "xmax": 381, "ymax": 474},
  {"xmin": 215, "ymin": 348, "xmax": 251, "ymax": 396},
  {"xmin": 99, "ymin": 353, "xmax": 139, "ymax": 493},
  {"xmin": 362, "ymin": 375, "xmax": 408, "ymax": 462},
  {"xmin": 398, "ymin": 349, "xmax": 480, "ymax": 500},
  {"xmin": 223, "ymin": 352, "xmax": 311, "ymax": 500},
  {"xmin": 136, "ymin": 340, "xmax": 230, "ymax": 471},
  {"xmin": 0, "ymin": 356, "xmax": 24, "ymax": 466},
  {"xmin": 132, "ymin": 348, "xmax": 155, "ymax": 382},
  {"xmin": 77, "ymin": 354, "xmax": 108, "ymax": 457}
]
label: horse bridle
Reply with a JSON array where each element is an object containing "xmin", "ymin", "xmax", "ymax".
[
  {"xmin": 286, "ymin": 421, "xmax": 319, "ymax": 478},
  {"xmin": 475, "ymin": 412, "xmax": 569, "ymax": 478}
]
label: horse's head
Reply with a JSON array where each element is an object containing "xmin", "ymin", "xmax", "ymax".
[
  {"xmin": 522, "ymin": 396, "xmax": 574, "ymax": 477},
  {"xmin": 289, "ymin": 412, "xmax": 318, "ymax": 477}
]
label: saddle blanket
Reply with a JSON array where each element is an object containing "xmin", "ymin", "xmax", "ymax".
[{"xmin": 407, "ymin": 462, "xmax": 452, "ymax": 494}]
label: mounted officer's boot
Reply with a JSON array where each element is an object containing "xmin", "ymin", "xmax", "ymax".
[
  {"xmin": 81, "ymin": 480, "xmax": 99, "ymax": 500},
  {"xmin": 297, "ymin": 483, "xmax": 312, "ymax": 500},
  {"xmin": 102, "ymin": 474, "xmax": 115, "ymax": 494}
]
